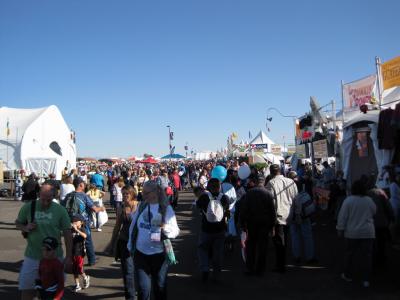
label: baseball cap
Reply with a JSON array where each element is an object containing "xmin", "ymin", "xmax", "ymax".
[
  {"xmin": 72, "ymin": 214, "xmax": 85, "ymax": 222},
  {"xmin": 42, "ymin": 236, "xmax": 58, "ymax": 250}
]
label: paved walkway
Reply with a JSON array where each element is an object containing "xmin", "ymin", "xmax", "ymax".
[{"xmin": 0, "ymin": 191, "xmax": 400, "ymax": 299}]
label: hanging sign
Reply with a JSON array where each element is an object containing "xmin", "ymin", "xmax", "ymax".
[
  {"xmin": 382, "ymin": 56, "xmax": 400, "ymax": 90},
  {"xmin": 296, "ymin": 144, "xmax": 306, "ymax": 158},
  {"xmin": 271, "ymin": 144, "xmax": 282, "ymax": 156},
  {"xmin": 313, "ymin": 140, "xmax": 328, "ymax": 159},
  {"xmin": 343, "ymin": 75, "xmax": 377, "ymax": 111}
]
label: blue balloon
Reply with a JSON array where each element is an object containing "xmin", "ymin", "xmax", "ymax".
[{"xmin": 211, "ymin": 166, "xmax": 227, "ymax": 182}]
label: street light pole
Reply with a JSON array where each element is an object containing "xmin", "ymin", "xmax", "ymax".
[
  {"xmin": 266, "ymin": 107, "xmax": 297, "ymax": 146},
  {"xmin": 167, "ymin": 125, "xmax": 171, "ymax": 159}
]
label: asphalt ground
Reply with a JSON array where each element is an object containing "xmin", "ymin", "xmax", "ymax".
[{"xmin": 0, "ymin": 191, "xmax": 400, "ymax": 300}]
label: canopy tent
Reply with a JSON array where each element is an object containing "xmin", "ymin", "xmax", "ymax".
[
  {"xmin": 161, "ymin": 153, "xmax": 185, "ymax": 160},
  {"xmin": 249, "ymin": 130, "xmax": 275, "ymax": 151},
  {"xmin": 138, "ymin": 157, "xmax": 159, "ymax": 164},
  {"xmin": 0, "ymin": 105, "xmax": 76, "ymax": 179}
]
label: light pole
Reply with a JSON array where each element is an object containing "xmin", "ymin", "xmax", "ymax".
[
  {"xmin": 266, "ymin": 107, "xmax": 297, "ymax": 146},
  {"xmin": 167, "ymin": 125, "xmax": 172, "ymax": 159}
]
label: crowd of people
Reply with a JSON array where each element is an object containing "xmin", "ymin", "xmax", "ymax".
[{"xmin": 12, "ymin": 157, "xmax": 400, "ymax": 299}]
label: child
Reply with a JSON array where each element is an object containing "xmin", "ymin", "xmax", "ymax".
[
  {"xmin": 71, "ymin": 214, "xmax": 90, "ymax": 292},
  {"xmin": 35, "ymin": 237, "xmax": 64, "ymax": 300},
  {"xmin": 86, "ymin": 183, "xmax": 105, "ymax": 231}
]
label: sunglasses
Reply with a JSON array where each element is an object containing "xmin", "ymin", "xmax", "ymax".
[{"xmin": 43, "ymin": 247, "xmax": 54, "ymax": 252}]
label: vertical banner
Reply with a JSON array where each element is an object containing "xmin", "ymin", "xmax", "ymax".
[
  {"xmin": 342, "ymin": 75, "xmax": 377, "ymax": 111},
  {"xmin": 381, "ymin": 56, "xmax": 400, "ymax": 90}
]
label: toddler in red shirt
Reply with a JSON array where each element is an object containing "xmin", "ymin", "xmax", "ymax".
[{"xmin": 35, "ymin": 237, "xmax": 64, "ymax": 300}]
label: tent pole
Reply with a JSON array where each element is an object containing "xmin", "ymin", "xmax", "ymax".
[{"xmin": 375, "ymin": 56, "xmax": 383, "ymax": 109}]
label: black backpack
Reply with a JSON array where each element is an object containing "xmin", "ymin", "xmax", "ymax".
[{"xmin": 61, "ymin": 192, "xmax": 82, "ymax": 221}]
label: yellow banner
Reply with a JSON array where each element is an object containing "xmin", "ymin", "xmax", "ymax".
[{"xmin": 382, "ymin": 56, "xmax": 400, "ymax": 90}]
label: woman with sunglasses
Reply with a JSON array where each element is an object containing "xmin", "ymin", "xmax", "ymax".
[
  {"xmin": 107, "ymin": 186, "xmax": 139, "ymax": 300},
  {"xmin": 128, "ymin": 180, "xmax": 180, "ymax": 300}
]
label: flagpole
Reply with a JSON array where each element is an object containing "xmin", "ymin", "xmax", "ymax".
[
  {"xmin": 6, "ymin": 118, "xmax": 9, "ymax": 170},
  {"xmin": 167, "ymin": 125, "xmax": 171, "ymax": 161},
  {"xmin": 375, "ymin": 56, "xmax": 383, "ymax": 109}
]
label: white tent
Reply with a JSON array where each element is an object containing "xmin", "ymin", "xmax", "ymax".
[
  {"xmin": 249, "ymin": 130, "xmax": 275, "ymax": 149},
  {"xmin": 0, "ymin": 105, "xmax": 76, "ymax": 179}
]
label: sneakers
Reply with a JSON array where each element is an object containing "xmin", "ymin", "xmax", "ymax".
[
  {"xmin": 340, "ymin": 273, "xmax": 352, "ymax": 282},
  {"xmin": 73, "ymin": 285, "xmax": 82, "ymax": 292},
  {"xmin": 83, "ymin": 275, "xmax": 90, "ymax": 289},
  {"xmin": 97, "ymin": 228, "xmax": 102, "ymax": 232}
]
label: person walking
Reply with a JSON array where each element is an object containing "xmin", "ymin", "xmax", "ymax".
[
  {"xmin": 60, "ymin": 176, "xmax": 75, "ymax": 202},
  {"xmin": 63, "ymin": 177, "xmax": 105, "ymax": 266},
  {"xmin": 22, "ymin": 173, "xmax": 40, "ymax": 202},
  {"xmin": 266, "ymin": 164, "xmax": 298, "ymax": 273},
  {"xmin": 337, "ymin": 179, "xmax": 376, "ymax": 288},
  {"xmin": 239, "ymin": 174, "xmax": 276, "ymax": 276},
  {"xmin": 86, "ymin": 184, "xmax": 105, "ymax": 232},
  {"xmin": 128, "ymin": 180, "xmax": 180, "ymax": 300},
  {"xmin": 16, "ymin": 184, "xmax": 73, "ymax": 300},
  {"xmin": 108, "ymin": 186, "xmax": 139, "ymax": 300},
  {"xmin": 196, "ymin": 178, "xmax": 229, "ymax": 282}
]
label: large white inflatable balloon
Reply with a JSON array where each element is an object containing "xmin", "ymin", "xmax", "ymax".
[{"xmin": 238, "ymin": 165, "xmax": 251, "ymax": 180}]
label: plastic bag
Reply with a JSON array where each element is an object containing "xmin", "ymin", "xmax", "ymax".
[{"xmin": 97, "ymin": 210, "xmax": 108, "ymax": 227}]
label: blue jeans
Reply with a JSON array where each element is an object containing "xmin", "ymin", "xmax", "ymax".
[
  {"xmin": 85, "ymin": 225, "xmax": 96, "ymax": 265},
  {"xmin": 197, "ymin": 231, "xmax": 225, "ymax": 273},
  {"xmin": 119, "ymin": 240, "xmax": 135, "ymax": 300},
  {"xmin": 134, "ymin": 250, "xmax": 168, "ymax": 300},
  {"xmin": 290, "ymin": 219, "xmax": 315, "ymax": 260}
]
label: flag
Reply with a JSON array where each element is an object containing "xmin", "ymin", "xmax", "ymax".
[
  {"xmin": 170, "ymin": 132, "xmax": 174, "ymax": 140},
  {"xmin": 6, "ymin": 119, "xmax": 10, "ymax": 136},
  {"xmin": 231, "ymin": 132, "xmax": 238, "ymax": 141},
  {"xmin": 248, "ymin": 131, "xmax": 252, "ymax": 139}
]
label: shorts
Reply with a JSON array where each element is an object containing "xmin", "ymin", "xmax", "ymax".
[
  {"xmin": 73, "ymin": 256, "xmax": 84, "ymax": 275},
  {"xmin": 18, "ymin": 257, "xmax": 40, "ymax": 290}
]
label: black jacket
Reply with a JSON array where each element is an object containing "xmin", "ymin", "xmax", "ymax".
[
  {"xmin": 196, "ymin": 192, "xmax": 229, "ymax": 234},
  {"xmin": 239, "ymin": 186, "xmax": 276, "ymax": 230}
]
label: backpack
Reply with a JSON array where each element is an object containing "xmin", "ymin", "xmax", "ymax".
[
  {"xmin": 62, "ymin": 192, "xmax": 86, "ymax": 221},
  {"xmin": 204, "ymin": 192, "xmax": 225, "ymax": 223}
]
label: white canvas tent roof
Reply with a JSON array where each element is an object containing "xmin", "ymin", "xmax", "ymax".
[
  {"xmin": 249, "ymin": 130, "xmax": 275, "ymax": 145},
  {"xmin": 0, "ymin": 105, "xmax": 76, "ymax": 179}
]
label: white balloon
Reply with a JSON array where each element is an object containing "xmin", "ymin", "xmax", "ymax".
[{"xmin": 238, "ymin": 165, "xmax": 251, "ymax": 180}]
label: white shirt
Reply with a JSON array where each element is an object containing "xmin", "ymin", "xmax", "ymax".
[
  {"xmin": 336, "ymin": 195, "xmax": 376, "ymax": 239},
  {"xmin": 113, "ymin": 184, "xmax": 123, "ymax": 202},
  {"xmin": 222, "ymin": 182, "xmax": 237, "ymax": 211},
  {"xmin": 266, "ymin": 175, "xmax": 298, "ymax": 225},
  {"xmin": 127, "ymin": 203, "xmax": 180, "ymax": 255},
  {"xmin": 60, "ymin": 183, "xmax": 75, "ymax": 201}
]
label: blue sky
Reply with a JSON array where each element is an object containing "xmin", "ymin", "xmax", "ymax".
[{"xmin": 1, "ymin": 0, "xmax": 399, "ymax": 157}]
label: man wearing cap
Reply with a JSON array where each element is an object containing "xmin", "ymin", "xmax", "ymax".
[
  {"xmin": 266, "ymin": 164, "xmax": 298, "ymax": 273},
  {"xmin": 66, "ymin": 177, "xmax": 105, "ymax": 266},
  {"xmin": 16, "ymin": 184, "xmax": 72, "ymax": 300}
]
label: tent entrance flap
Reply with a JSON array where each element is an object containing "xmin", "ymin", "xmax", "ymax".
[{"xmin": 25, "ymin": 158, "xmax": 57, "ymax": 178}]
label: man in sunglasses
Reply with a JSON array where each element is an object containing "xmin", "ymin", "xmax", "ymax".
[{"xmin": 16, "ymin": 184, "xmax": 72, "ymax": 300}]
